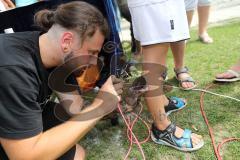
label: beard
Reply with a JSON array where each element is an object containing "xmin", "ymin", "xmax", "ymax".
[
  {"xmin": 62, "ymin": 52, "xmax": 91, "ymax": 78},
  {"xmin": 63, "ymin": 51, "xmax": 76, "ymax": 63}
]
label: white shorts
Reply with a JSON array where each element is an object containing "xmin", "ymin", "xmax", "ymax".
[
  {"xmin": 128, "ymin": 0, "xmax": 190, "ymax": 46},
  {"xmin": 185, "ymin": 0, "xmax": 211, "ymax": 11}
]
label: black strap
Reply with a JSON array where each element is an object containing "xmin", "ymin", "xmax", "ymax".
[{"xmin": 152, "ymin": 123, "xmax": 179, "ymax": 146}]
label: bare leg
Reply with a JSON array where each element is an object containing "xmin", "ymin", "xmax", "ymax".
[
  {"xmin": 198, "ymin": 5, "xmax": 213, "ymax": 43},
  {"xmin": 171, "ymin": 41, "xmax": 185, "ymax": 69},
  {"xmin": 74, "ymin": 144, "xmax": 85, "ymax": 160},
  {"xmin": 170, "ymin": 41, "xmax": 195, "ymax": 89},
  {"xmin": 186, "ymin": 10, "xmax": 194, "ymax": 27},
  {"xmin": 142, "ymin": 44, "xmax": 168, "ymax": 67},
  {"xmin": 142, "ymin": 43, "xmax": 170, "ymax": 130},
  {"xmin": 142, "ymin": 43, "xmax": 202, "ymax": 146}
]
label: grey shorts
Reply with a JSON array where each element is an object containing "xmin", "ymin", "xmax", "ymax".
[{"xmin": 184, "ymin": 0, "xmax": 211, "ymax": 11}]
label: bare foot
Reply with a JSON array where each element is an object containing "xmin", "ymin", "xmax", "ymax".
[
  {"xmin": 216, "ymin": 65, "xmax": 240, "ymax": 79},
  {"xmin": 199, "ymin": 33, "xmax": 213, "ymax": 44},
  {"xmin": 177, "ymin": 72, "xmax": 196, "ymax": 89},
  {"xmin": 156, "ymin": 122, "xmax": 203, "ymax": 148},
  {"xmin": 216, "ymin": 71, "xmax": 237, "ymax": 79},
  {"xmin": 175, "ymin": 126, "xmax": 203, "ymax": 148}
]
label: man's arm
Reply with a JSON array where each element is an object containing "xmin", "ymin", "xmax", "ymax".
[
  {"xmin": 56, "ymin": 90, "xmax": 85, "ymax": 115},
  {"xmin": 0, "ymin": 99, "xmax": 102, "ymax": 160},
  {"xmin": 0, "ymin": 76, "xmax": 122, "ymax": 160}
]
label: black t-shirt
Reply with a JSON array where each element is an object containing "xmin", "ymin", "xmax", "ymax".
[
  {"xmin": 0, "ymin": 31, "xmax": 52, "ymax": 157},
  {"xmin": 0, "ymin": 31, "xmax": 81, "ymax": 159}
]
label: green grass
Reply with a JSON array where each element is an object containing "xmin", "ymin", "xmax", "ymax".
[{"xmin": 80, "ymin": 20, "xmax": 240, "ymax": 160}]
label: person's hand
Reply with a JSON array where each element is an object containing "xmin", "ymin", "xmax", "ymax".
[
  {"xmin": 125, "ymin": 76, "xmax": 148, "ymax": 111},
  {"xmin": 94, "ymin": 75, "xmax": 123, "ymax": 116},
  {"xmin": 1, "ymin": 0, "xmax": 15, "ymax": 10},
  {"xmin": 99, "ymin": 75, "xmax": 123, "ymax": 100}
]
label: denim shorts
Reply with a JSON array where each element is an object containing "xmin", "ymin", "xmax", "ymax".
[{"xmin": 184, "ymin": 0, "xmax": 211, "ymax": 11}]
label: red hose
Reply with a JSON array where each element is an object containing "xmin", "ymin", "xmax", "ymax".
[
  {"xmin": 200, "ymin": 84, "xmax": 240, "ymax": 160},
  {"xmin": 118, "ymin": 83, "xmax": 240, "ymax": 159},
  {"xmin": 117, "ymin": 103, "xmax": 148, "ymax": 160}
]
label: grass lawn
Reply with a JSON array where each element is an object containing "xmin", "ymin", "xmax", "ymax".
[{"xmin": 80, "ymin": 20, "xmax": 240, "ymax": 160}]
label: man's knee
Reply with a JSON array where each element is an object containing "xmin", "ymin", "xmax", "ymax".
[{"xmin": 74, "ymin": 144, "xmax": 85, "ymax": 160}]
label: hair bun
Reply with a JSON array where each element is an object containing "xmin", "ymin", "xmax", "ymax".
[{"xmin": 34, "ymin": 9, "xmax": 55, "ymax": 31}]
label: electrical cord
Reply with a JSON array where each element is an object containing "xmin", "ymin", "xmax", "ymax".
[
  {"xmin": 198, "ymin": 84, "xmax": 240, "ymax": 160},
  {"xmin": 118, "ymin": 83, "xmax": 240, "ymax": 160},
  {"xmin": 171, "ymin": 85, "xmax": 240, "ymax": 102}
]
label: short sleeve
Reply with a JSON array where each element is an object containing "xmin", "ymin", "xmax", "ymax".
[{"xmin": 0, "ymin": 66, "xmax": 43, "ymax": 139}]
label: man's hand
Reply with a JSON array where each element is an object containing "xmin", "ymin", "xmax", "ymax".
[
  {"xmin": 99, "ymin": 75, "xmax": 123, "ymax": 101},
  {"xmin": 0, "ymin": 77, "xmax": 124, "ymax": 160},
  {"xmin": 92, "ymin": 75, "xmax": 123, "ymax": 116}
]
